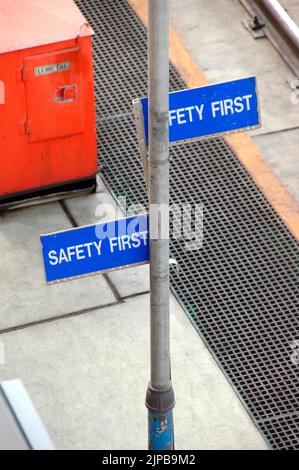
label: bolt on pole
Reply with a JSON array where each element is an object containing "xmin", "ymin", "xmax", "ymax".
[{"xmin": 146, "ymin": 0, "xmax": 175, "ymax": 451}]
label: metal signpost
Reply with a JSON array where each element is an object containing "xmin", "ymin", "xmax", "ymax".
[
  {"xmin": 40, "ymin": 214, "xmax": 149, "ymax": 284},
  {"xmin": 39, "ymin": 0, "xmax": 261, "ymax": 451},
  {"xmin": 145, "ymin": 0, "xmax": 175, "ymax": 451},
  {"xmin": 132, "ymin": 3, "xmax": 260, "ymax": 450}
]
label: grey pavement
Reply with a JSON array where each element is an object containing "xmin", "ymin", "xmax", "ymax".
[
  {"xmin": 0, "ymin": 294, "xmax": 268, "ymax": 450},
  {"xmin": 107, "ymin": 263, "xmax": 149, "ymax": 298},
  {"xmin": 65, "ymin": 181, "xmax": 120, "ymax": 227},
  {"xmin": 253, "ymin": 127, "xmax": 299, "ymax": 203},
  {"xmin": 0, "ymin": 203, "xmax": 116, "ymax": 331}
]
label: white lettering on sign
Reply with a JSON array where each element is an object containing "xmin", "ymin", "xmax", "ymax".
[
  {"xmin": 109, "ymin": 231, "xmax": 148, "ymax": 253},
  {"xmin": 169, "ymin": 105, "xmax": 205, "ymax": 126},
  {"xmin": 48, "ymin": 241, "xmax": 103, "ymax": 266},
  {"xmin": 47, "ymin": 231, "xmax": 149, "ymax": 266},
  {"xmin": 211, "ymin": 94, "xmax": 253, "ymax": 118},
  {"xmin": 168, "ymin": 95, "xmax": 253, "ymax": 126}
]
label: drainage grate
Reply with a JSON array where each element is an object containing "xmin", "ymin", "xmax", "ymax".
[{"xmin": 75, "ymin": 0, "xmax": 299, "ymax": 450}]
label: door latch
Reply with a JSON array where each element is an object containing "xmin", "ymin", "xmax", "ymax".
[{"xmin": 54, "ymin": 84, "xmax": 77, "ymax": 103}]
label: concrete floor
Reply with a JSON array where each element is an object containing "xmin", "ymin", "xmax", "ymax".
[
  {"xmin": 0, "ymin": 203, "xmax": 116, "ymax": 330},
  {"xmin": 0, "ymin": 183, "xmax": 268, "ymax": 450},
  {"xmin": 170, "ymin": 0, "xmax": 299, "ymax": 203},
  {"xmin": 0, "ymin": 264, "xmax": 268, "ymax": 450},
  {"xmin": 1, "ymin": 0, "xmax": 298, "ymax": 450}
]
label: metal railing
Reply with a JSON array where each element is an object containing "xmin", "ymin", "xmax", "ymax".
[{"xmin": 241, "ymin": 0, "xmax": 299, "ymax": 78}]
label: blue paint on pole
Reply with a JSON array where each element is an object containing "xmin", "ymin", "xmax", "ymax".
[
  {"xmin": 148, "ymin": 409, "xmax": 174, "ymax": 450},
  {"xmin": 140, "ymin": 76, "xmax": 260, "ymax": 145}
]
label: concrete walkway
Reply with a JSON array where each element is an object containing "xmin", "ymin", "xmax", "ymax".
[{"xmin": 0, "ymin": 183, "xmax": 268, "ymax": 449}]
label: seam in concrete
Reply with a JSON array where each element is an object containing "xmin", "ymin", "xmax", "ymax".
[
  {"xmin": 253, "ymin": 125, "xmax": 299, "ymax": 138},
  {"xmin": 0, "ymin": 291, "xmax": 150, "ymax": 336},
  {"xmin": 59, "ymin": 200, "xmax": 79, "ymax": 228},
  {"xmin": 104, "ymin": 274, "xmax": 125, "ymax": 303},
  {"xmin": 122, "ymin": 290, "xmax": 150, "ymax": 300},
  {"xmin": 0, "ymin": 301, "xmax": 121, "ymax": 336}
]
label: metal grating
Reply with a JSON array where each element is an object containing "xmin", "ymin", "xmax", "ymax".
[{"xmin": 75, "ymin": 0, "xmax": 299, "ymax": 450}]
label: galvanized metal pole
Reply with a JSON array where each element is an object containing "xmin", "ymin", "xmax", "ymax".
[
  {"xmin": 261, "ymin": 0, "xmax": 299, "ymax": 49},
  {"xmin": 146, "ymin": 0, "xmax": 175, "ymax": 451}
]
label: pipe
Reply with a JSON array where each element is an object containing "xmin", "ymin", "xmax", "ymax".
[
  {"xmin": 261, "ymin": 0, "xmax": 299, "ymax": 50},
  {"xmin": 146, "ymin": 0, "xmax": 175, "ymax": 451}
]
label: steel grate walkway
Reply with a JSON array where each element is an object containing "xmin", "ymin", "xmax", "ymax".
[{"xmin": 75, "ymin": 0, "xmax": 299, "ymax": 450}]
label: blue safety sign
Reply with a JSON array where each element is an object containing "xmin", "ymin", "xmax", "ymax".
[
  {"xmin": 138, "ymin": 76, "xmax": 260, "ymax": 145},
  {"xmin": 40, "ymin": 214, "xmax": 149, "ymax": 284}
]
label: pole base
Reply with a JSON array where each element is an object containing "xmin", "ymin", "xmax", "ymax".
[
  {"xmin": 146, "ymin": 384, "xmax": 175, "ymax": 450},
  {"xmin": 146, "ymin": 384, "xmax": 175, "ymax": 413}
]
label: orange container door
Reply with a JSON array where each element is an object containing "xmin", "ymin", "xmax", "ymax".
[{"xmin": 24, "ymin": 47, "xmax": 84, "ymax": 143}]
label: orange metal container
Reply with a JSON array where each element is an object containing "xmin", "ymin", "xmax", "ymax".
[{"xmin": 0, "ymin": 0, "xmax": 97, "ymax": 203}]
